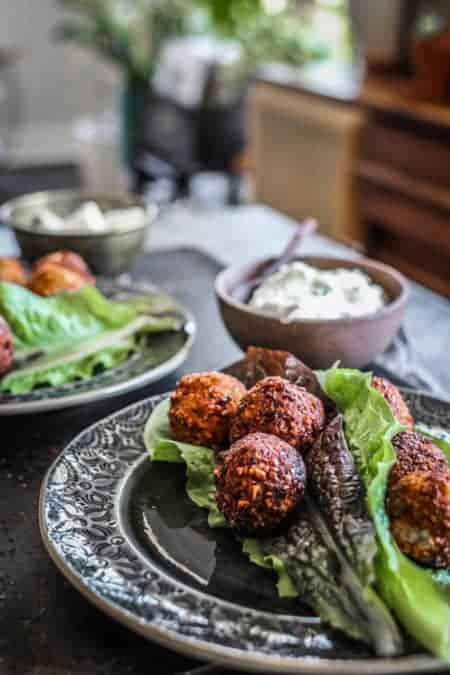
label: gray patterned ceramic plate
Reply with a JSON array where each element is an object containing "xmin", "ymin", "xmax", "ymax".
[
  {"xmin": 0, "ymin": 280, "xmax": 195, "ymax": 415},
  {"xmin": 39, "ymin": 388, "xmax": 450, "ymax": 674}
]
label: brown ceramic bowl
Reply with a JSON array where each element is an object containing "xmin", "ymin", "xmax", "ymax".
[{"xmin": 215, "ymin": 255, "xmax": 409, "ymax": 369}]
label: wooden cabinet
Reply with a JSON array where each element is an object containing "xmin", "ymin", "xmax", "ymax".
[
  {"xmin": 250, "ymin": 70, "xmax": 450, "ymax": 296},
  {"xmin": 359, "ymin": 111, "xmax": 450, "ymax": 297},
  {"xmin": 249, "ymin": 81, "xmax": 366, "ymax": 243}
]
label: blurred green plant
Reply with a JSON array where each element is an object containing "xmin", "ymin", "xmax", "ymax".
[
  {"xmin": 196, "ymin": 0, "xmax": 265, "ymax": 35},
  {"xmin": 55, "ymin": 0, "xmax": 194, "ymax": 83},
  {"xmin": 56, "ymin": 0, "xmax": 333, "ymax": 83},
  {"xmin": 199, "ymin": 0, "xmax": 330, "ymax": 66},
  {"xmin": 235, "ymin": 9, "xmax": 329, "ymax": 67}
]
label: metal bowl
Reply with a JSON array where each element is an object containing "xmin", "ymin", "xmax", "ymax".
[{"xmin": 0, "ymin": 190, "xmax": 158, "ymax": 275}]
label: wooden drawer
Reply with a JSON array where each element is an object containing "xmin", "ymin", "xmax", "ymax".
[
  {"xmin": 357, "ymin": 160, "xmax": 450, "ymax": 255},
  {"xmin": 369, "ymin": 227, "xmax": 450, "ymax": 297},
  {"xmin": 358, "ymin": 161, "xmax": 450, "ymax": 295},
  {"xmin": 359, "ymin": 182, "xmax": 450, "ymax": 257},
  {"xmin": 361, "ymin": 120, "xmax": 450, "ymax": 189}
]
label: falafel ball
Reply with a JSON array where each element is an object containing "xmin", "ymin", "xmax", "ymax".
[
  {"xmin": 169, "ymin": 372, "xmax": 246, "ymax": 449},
  {"xmin": 0, "ymin": 257, "xmax": 28, "ymax": 286},
  {"xmin": 28, "ymin": 263, "xmax": 86, "ymax": 297},
  {"xmin": 372, "ymin": 376, "xmax": 413, "ymax": 427},
  {"xmin": 388, "ymin": 430, "xmax": 448, "ymax": 490},
  {"xmin": 215, "ymin": 432, "xmax": 306, "ymax": 535},
  {"xmin": 229, "ymin": 376, "xmax": 326, "ymax": 452},
  {"xmin": 33, "ymin": 250, "xmax": 95, "ymax": 283},
  {"xmin": 0, "ymin": 317, "xmax": 13, "ymax": 375},
  {"xmin": 387, "ymin": 470, "xmax": 450, "ymax": 568}
]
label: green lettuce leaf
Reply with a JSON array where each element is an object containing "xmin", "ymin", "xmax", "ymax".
[
  {"xmin": 144, "ymin": 398, "xmax": 226, "ymax": 528},
  {"xmin": 0, "ymin": 282, "xmax": 181, "ymax": 393},
  {"xmin": 322, "ymin": 368, "xmax": 450, "ymax": 663},
  {"xmin": 242, "ymin": 538, "xmax": 298, "ymax": 598},
  {"xmin": 264, "ymin": 512, "xmax": 397, "ymax": 647},
  {"xmin": 0, "ymin": 282, "xmax": 137, "ymax": 351},
  {"xmin": 2, "ymin": 342, "xmax": 132, "ymax": 394}
]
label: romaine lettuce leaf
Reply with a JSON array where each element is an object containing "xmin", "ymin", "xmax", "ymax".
[
  {"xmin": 263, "ymin": 511, "xmax": 400, "ymax": 647},
  {"xmin": 2, "ymin": 342, "xmax": 132, "ymax": 394},
  {"xmin": 144, "ymin": 399, "xmax": 226, "ymax": 528},
  {"xmin": 242, "ymin": 538, "xmax": 298, "ymax": 598},
  {"xmin": 0, "ymin": 282, "xmax": 137, "ymax": 352},
  {"xmin": 322, "ymin": 368, "xmax": 450, "ymax": 663},
  {"xmin": 0, "ymin": 282, "xmax": 181, "ymax": 393}
]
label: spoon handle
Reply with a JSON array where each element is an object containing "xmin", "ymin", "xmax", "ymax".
[
  {"xmin": 233, "ymin": 217, "xmax": 318, "ymax": 304},
  {"xmin": 261, "ymin": 218, "xmax": 318, "ymax": 280}
]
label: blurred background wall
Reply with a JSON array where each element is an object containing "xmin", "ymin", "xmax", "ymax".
[{"xmin": 0, "ymin": 0, "xmax": 118, "ymax": 163}]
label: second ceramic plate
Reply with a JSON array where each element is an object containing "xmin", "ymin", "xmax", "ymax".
[{"xmin": 0, "ymin": 280, "xmax": 195, "ymax": 415}]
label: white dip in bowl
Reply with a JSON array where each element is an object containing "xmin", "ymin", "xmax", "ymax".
[{"xmin": 249, "ymin": 261, "xmax": 386, "ymax": 322}]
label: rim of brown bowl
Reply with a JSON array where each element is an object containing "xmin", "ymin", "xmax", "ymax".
[{"xmin": 215, "ymin": 255, "xmax": 409, "ymax": 326}]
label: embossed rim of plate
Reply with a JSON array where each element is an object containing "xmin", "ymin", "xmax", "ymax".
[
  {"xmin": 39, "ymin": 390, "xmax": 446, "ymax": 674},
  {"xmin": 0, "ymin": 283, "xmax": 196, "ymax": 415}
]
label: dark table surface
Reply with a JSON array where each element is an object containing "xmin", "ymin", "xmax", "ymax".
[
  {"xmin": 1, "ymin": 207, "xmax": 450, "ymax": 675},
  {"xmin": 1, "ymin": 249, "xmax": 241, "ymax": 675}
]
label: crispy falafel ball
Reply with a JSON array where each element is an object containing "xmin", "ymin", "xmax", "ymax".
[
  {"xmin": 28, "ymin": 264, "xmax": 86, "ymax": 297},
  {"xmin": 388, "ymin": 430, "xmax": 448, "ymax": 490},
  {"xmin": 0, "ymin": 257, "xmax": 28, "ymax": 286},
  {"xmin": 387, "ymin": 470, "xmax": 450, "ymax": 568},
  {"xmin": 0, "ymin": 317, "xmax": 13, "ymax": 375},
  {"xmin": 33, "ymin": 250, "xmax": 95, "ymax": 283},
  {"xmin": 372, "ymin": 376, "xmax": 413, "ymax": 427},
  {"xmin": 169, "ymin": 372, "xmax": 246, "ymax": 449},
  {"xmin": 230, "ymin": 376, "xmax": 326, "ymax": 452},
  {"xmin": 215, "ymin": 432, "xmax": 306, "ymax": 535}
]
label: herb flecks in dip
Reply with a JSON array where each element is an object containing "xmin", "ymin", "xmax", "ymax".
[{"xmin": 249, "ymin": 262, "xmax": 386, "ymax": 321}]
